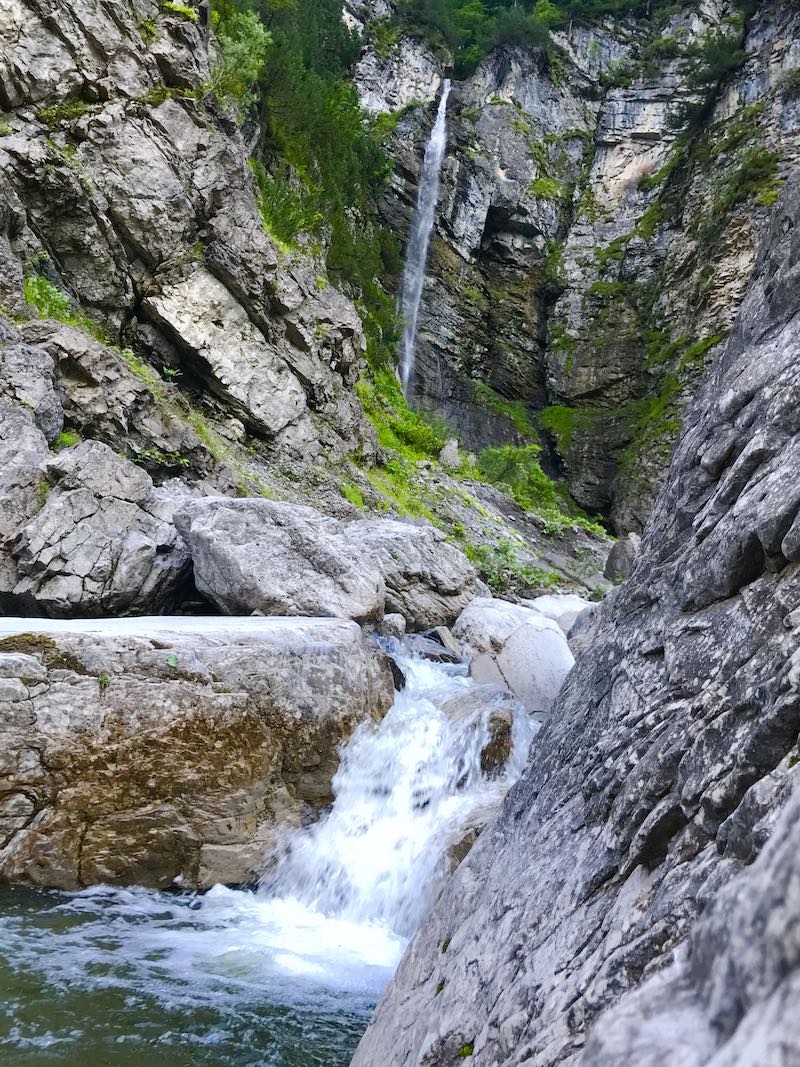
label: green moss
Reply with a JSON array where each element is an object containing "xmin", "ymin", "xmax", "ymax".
[
  {"xmin": 539, "ymin": 405, "xmax": 601, "ymax": 453},
  {"xmin": 470, "ymin": 382, "xmax": 536, "ymax": 439},
  {"xmin": 133, "ymin": 447, "xmax": 191, "ymax": 470},
  {"xmin": 23, "ymin": 275, "xmax": 105, "ymax": 340},
  {"xmin": 366, "ymin": 464, "xmax": 435, "ymax": 523},
  {"xmin": 529, "ymin": 175, "xmax": 562, "ymax": 200},
  {"xmin": 341, "ymin": 482, "xmax": 365, "ymax": 509},
  {"xmin": 36, "ymin": 100, "xmax": 88, "ymax": 125},
  {"xmin": 356, "ymin": 371, "xmax": 450, "ymax": 461},
  {"xmin": 697, "ymin": 146, "xmax": 782, "ymax": 243},
  {"xmin": 161, "ymin": 0, "xmax": 199, "ymax": 22},
  {"xmin": 140, "ymin": 18, "xmax": 158, "ymax": 44},
  {"xmin": 55, "ymin": 430, "xmax": 81, "ymax": 449},
  {"xmin": 457, "ymin": 1042, "xmax": 475, "ymax": 1058}
]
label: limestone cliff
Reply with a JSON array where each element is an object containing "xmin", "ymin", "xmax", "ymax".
[
  {"xmin": 0, "ymin": 0, "xmax": 372, "ymax": 463},
  {"xmin": 356, "ymin": 0, "xmax": 800, "ymax": 531},
  {"xmin": 352, "ymin": 170, "xmax": 800, "ymax": 1066}
]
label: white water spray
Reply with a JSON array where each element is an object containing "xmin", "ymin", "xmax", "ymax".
[
  {"xmin": 0, "ymin": 625, "xmax": 583, "ymax": 1063},
  {"xmin": 262, "ymin": 649, "xmax": 535, "ymax": 938},
  {"xmin": 398, "ymin": 79, "xmax": 452, "ymax": 397}
]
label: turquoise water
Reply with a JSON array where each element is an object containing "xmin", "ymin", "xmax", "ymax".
[{"xmin": 0, "ymin": 885, "xmax": 392, "ymax": 1066}]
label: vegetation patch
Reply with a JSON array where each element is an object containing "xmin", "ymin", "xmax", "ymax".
[
  {"xmin": 161, "ymin": 0, "xmax": 199, "ymax": 22},
  {"xmin": 341, "ymin": 482, "xmax": 365, "ymax": 509},
  {"xmin": 55, "ymin": 430, "xmax": 81, "ymax": 449},
  {"xmin": 23, "ymin": 275, "xmax": 103, "ymax": 339},
  {"xmin": 471, "ymin": 382, "xmax": 537, "ymax": 439},
  {"xmin": 36, "ymin": 100, "xmax": 88, "ymax": 125}
]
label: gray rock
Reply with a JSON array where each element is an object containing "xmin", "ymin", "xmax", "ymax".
[
  {"xmin": 175, "ymin": 497, "xmax": 486, "ymax": 628},
  {"xmin": 453, "ymin": 596, "xmax": 574, "ymax": 713},
  {"xmin": 0, "ymin": 318, "xmax": 63, "ymax": 442},
  {"xmin": 441, "ymin": 684, "xmax": 524, "ymax": 775},
  {"xmin": 12, "ymin": 441, "xmax": 190, "ymax": 616},
  {"xmin": 438, "ymin": 438, "xmax": 460, "ymax": 468},
  {"xmin": 405, "ymin": 635, "xmax": 461, "ymax": 665},
  {"xmin": 0, "ymin": 615, "xmax": 394, "ymax": 889},
  {"xmin": 380, "ymin": 612, "xmax": 407, "ymax": 639},
  {"xmin": 175, "ymin": 497, "xmax": 386, "ymax": 622},
  {"xmin": 0, "ymin": 0, "xmax": 374, "ymax": 464},
  {"xmin": 604, "ymin": 531, "xmax": 641, "ymax": 581}
]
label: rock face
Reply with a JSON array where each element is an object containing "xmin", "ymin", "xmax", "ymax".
[
  {"xmin": 351, "ymin": 176, "xmax": 800, "ymax": 1066},
  {"xmin": 0, "ymin": 0, "xmax": 373, "ymax": 466},
  {"xmin": 452, "ymin": 597, "xmax": 574, "ymax": 714},
  {"xmin": 175, "ymin": 497, "xmax": 487, "ymax": 628},
  {"xmin": 13, "ymin": 441, "xmax": 190, "ymax": 617},
  {"xmin": 0, "ymin": 616, "xmax": 394, "ymax": 890},
  {"xmin": 359, "ymin": 1, "xmax": 800, "ymax": 530}
]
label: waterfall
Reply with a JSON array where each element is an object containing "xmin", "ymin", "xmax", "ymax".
[
  {"xmin": 398, "ymin": 79, "xmax": 452, "ymax": 398},
  {"xmin": 0, "ymin": 623, "xmax": 584, "ymax": 1064},
  {"xmin": 261, "ymin": 648, "xmax": 535, "ymax": 937}
]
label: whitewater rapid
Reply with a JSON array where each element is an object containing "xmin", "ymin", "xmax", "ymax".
[{"xmin": 0, "ymin": 634, "xmax": 559, "ymax": 1065}]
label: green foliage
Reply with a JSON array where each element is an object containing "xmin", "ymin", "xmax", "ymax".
[
  {"xmin": 539, "ymin": 404, "xmax": 599, "ymax": 452},
  {"xmin": 668, "ymin": 27, "xmax": 747, "ymax": 132},
  {"xmin": 457, "ymin": 1043, "xmax": 475, "ymax": 1059},
  {"xmin": 55, "ymin": 430, "xmax": 81, "ymax": 449},
  {"xmin": 697, "ymin": 146, "xmax": 782, "ymax": 243},
  {"xmin": 140, "ymin": 18, "xmax": 158, "ymax": 44},
  {"xmin": 36, "ymin": 100, "xmax": 88, "ymax": 125},
  {"xmin": 161, "ymin": 0, "xmax": 199, "ymax": 22},
  {"xmin": 134, "ymin": 447, "xmax": 191, "ymax": 470},
  {"xmin": 341, "ymin": 482, "xmax": 365, "ymax": 509},
  {"xmin": 475, "ymin": 444, "xmax": 604, "ymax": 534},
  {"xmin": 98, "ymin": 673, "xmax": 110, "ymax": 690},
  {"xmin": 210, "ymin": 7, "xmax": 271, "ymax": 108},
  {"xmin": 367, "ymin": 16, "xmax": 401, "ymax": 58},
  {"xmin": 477, "ymin": 444, "xmax": 560, "ymax": 512},
  {"xmin": 23, "ymin": 275, "xmax": 104, "ymax": 339},
  {"xmin": 233, "ymin": 0, "xmax": 400, "ymax": 364},
  {"xmin": 391, "ymin": 0, "xmax": 679, "ymax": 77},
  {"xmin": 529, "ymin": 175, "xmax": 562, "ymax": 200},
  {"xmin": 471, "ymin": 382, "xmax": 537, "ymax": 438},
  {"xmin": 356, "ymin": 370, "xmax": 450, "ymax": 460}
]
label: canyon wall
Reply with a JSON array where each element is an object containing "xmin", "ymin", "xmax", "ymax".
[
  {"xmin": 353, "ymin": 161, "xmax": 800, "ymax": 1066},
  {"xmin": 356, "ymin": 1, "xmax": 800, "ymax": 530}
]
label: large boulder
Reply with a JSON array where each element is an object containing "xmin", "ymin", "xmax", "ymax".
[
  {"xmin": 0, "ymin": 615, "xmax": 395, "ymax": 890},
  {"xmin": 11, "ymin": 441, "xmax": 190, "ymax": 616},
  {"xmin": 175, "ymin": 497, "xmax": 486, "ymax": 628},
  {"xmin": 453, "ymin": 597, "xmax": 575, "ymax": 714},
  {"xmin": 0, "ymin": 400, "xmax": 50, "ymax": 605}
]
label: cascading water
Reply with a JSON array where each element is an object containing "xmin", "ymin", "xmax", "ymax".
[
  {"xmin": 398, "ymin": 79, "xmax": 452, "ymax": 398},
  {"xmin": 0, "ymin": 641, "xmax": 544, "ymax": 1067}
]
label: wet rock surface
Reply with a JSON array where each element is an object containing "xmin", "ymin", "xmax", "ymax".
[
  {"xmin": 0, "ymin": 616, "xmax": 395, "ymax": 890},
  {"xmin": 352, "ymin": 177, "xmax": 800, "ymax": 1067}
]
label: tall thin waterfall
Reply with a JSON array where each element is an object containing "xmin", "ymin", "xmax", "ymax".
[{"xmin": 398, "ymin": 78, "xmax": 451, "ymax": 397}]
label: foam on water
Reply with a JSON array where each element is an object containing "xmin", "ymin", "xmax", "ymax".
[{"xmin": 0, "ymin": 632, "xmax": 562, "ymax": 1064}]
